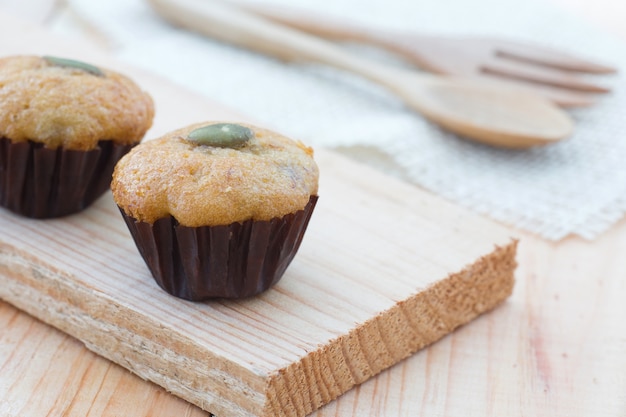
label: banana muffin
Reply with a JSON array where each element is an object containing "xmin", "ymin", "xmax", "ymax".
[
  {"xmin": 112, "ymin": 121, "xmax": 319, "ymax": 300},
  {"xmin": 0, "ymin": 55, "xmax": 154, "ymax": 218}
]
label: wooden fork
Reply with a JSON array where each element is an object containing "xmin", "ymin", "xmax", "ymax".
[
  {"xmin": 229, "ymin": 1, "xmax": 616, "ymax": 107},
  {"xmin": 148, "ymin": 0, "xmax": 574, "ymax": 148}
]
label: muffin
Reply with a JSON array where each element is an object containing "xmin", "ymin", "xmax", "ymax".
[
  {"xmin": 0, "ymin": 55, "xmax": 154, "ymax": 218},
  {"xmin": 111, "ymin": 122, "xmax": 319, "ymax": 300}
]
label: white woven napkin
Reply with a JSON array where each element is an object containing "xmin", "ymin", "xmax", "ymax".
[{"xmin": 55, "ymin": 0, "xmax": 626, "ymax": 240}]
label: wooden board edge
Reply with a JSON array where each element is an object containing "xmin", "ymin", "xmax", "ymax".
[
  {"xmin": 0, "ymin": 246, "xmax": 265, "ymax": 417},
  {"xmin": 262, "ymin": 240, "xmax": 518, "ymax": 417},
  {"xmin": 0, "ymin": 236, "xmax": 517, "ymax": 417}
]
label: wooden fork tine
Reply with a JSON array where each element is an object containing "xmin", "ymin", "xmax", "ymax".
[
  {"xmin": 494, "ymin": 40, "xmax": 617, "ymax": 74},
  {"xmin": 483, "ymin": 59, "xmax": 611, "ymax": 93}
]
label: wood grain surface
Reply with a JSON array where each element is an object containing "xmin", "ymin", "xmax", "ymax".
[
  {"xmin": 1, "ymin": 3, "xmax": 625, "ymax": 417},
  {"xmin": 0, "ymin": 160, "xmax": 516, "ymax": 417}
]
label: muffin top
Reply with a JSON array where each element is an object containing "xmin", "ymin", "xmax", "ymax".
[
  {"xmin": 111, "ymin": 122, "xmax": 319, "ymax": 227},
  {"xmin": 0, "ymin": 55, "xmax": 154, "ymax": 150}
]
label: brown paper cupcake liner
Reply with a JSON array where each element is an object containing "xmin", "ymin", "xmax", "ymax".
[
  {"xmin": 119, "ymin": 196, "xmax": 318, "ymax": 301},
  {"xmin": 0, "ymin": 137, "xmax": 135, "ymax": 218}
]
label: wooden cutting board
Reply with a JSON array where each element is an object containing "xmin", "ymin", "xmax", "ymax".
[{"xmin": 0, "ymin": 12, "xmax": 517, "ymax": 417}]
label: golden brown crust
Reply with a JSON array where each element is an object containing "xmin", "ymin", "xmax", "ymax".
[
  {"xmin": 111, "ymin": 122, "xmax": 319, "ymax": 226},
  {"xmin": 0, "ymin": 55, "xmax": 154, "ymax": 150}
]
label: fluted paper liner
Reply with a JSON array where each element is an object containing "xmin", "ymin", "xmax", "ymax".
[
  {"xmin": 0, "ymin": 137, "xmax": 135, "ymax": 218},
  {"xmin": 119, "ymin": 196, "xmax": 318, "ymax": 301}
]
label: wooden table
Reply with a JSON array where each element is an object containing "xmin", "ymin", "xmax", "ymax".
[{"xmin": 1, "ymin": 2, "xmax": 625, "ymax": 416}]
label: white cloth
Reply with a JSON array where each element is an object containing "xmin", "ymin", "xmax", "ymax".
[{"xmin": 53, "ymin": 0, "xmax": 626, "ymax": 240}]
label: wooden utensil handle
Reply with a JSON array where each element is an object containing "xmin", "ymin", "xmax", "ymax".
[
  {"xmin": 148, "ymin": 0, "xmax": 421, "ymax": 88},
  {"xmin": 229, "ymin": 0, "xmax": 387, "ymax": 42},
  {"xmin": 227, "ymin": 0, "xmax": 419, "ymax": 46}
]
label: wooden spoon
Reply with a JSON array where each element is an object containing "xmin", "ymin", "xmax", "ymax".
[{"xmin": 148, "ymin": 0, "xmax": 574, "ymax": 148}]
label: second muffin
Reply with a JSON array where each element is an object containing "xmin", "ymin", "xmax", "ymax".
[
  {"xmin": 0, "ymin": 55, "xmax": 154, "ymax": 218},
  {"xmin": 112, "ymin": 122, "xmax": 319, "ymax": 300}
]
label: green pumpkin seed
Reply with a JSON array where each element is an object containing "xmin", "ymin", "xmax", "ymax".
[
  {"xmin": 43, "ymin": 56, "xmax": 104, "ymax": 77},
  {"xmin": 187, "ymin": 123, "xmax": 254, "ymax": 148}
]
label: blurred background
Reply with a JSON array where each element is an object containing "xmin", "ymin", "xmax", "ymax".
[{"xmin": 0, "ymin": 0, "xmax": 625, "ymax": 240}]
